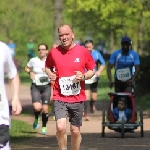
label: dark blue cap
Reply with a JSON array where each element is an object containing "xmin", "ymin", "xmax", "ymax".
[{"xmin": 121, "ymin": 36, "xmax": 131, "ymax": 43}]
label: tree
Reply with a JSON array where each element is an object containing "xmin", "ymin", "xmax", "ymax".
[
  {"xmin": 65, "ymin": 0, "xmax": 150, "ymax": 54},
  {"xmin": 54, "ymin": 0, "xmax": 64, "ymax": 44}
]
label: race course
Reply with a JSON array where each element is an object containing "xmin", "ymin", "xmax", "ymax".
[{"xmin": 6, "ymin": 84, "xmax": 150, "ymax": 150}]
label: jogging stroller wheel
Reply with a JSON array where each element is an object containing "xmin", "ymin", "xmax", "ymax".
[
  {"xmin": 140, "ymin": 110, "xmax": 144, "ymax": 137},
  {"xmin": 101, "ymin": 110, "xmax": 105, "ymax": 137},
  {"xmin": 121, "ymin": 117, "xmax": 124, "ymax": 138}
]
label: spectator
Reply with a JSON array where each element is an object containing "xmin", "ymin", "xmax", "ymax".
[
  {"xmin": 7, "ymin": 39, "xmax": 16, "ymax": 57},
  {"xmin": 27, "ymin": 38, "xmax": 35, "ymax": 60}
]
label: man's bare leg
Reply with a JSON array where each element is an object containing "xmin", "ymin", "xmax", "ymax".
[
  {"xmin": 90, "ymin": 92, "xmax": 97, "ymax": 113},
  {"xmin": 56, "ymin": 118, "xmax": 67, "ymax": 150},
  {"xmin": 84, "ymin": 89, "xmax": 90, "ymax": 120},
  {"xmin": 70, "ymin": 125, "xmax": 82, "ymax": 150}
]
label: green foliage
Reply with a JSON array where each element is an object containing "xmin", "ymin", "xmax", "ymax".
[
  {"xmin": 1, "ymin": 0, "xmax": 150, "ymax": 61},
  {"xmin": 10, "ymin": 119, "xmax": 36, "ymax": 143},
  {"xmin": 65, "ymin": 0, "xmax": 150, "ymax": 53},
  {"xmin": 0, "ymin": 0, "xmax": 54, "ymax": 60}
]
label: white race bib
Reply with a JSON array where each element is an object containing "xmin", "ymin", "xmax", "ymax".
[
  {"xmin": 34, "ymin": 74, "xmax": 50, "ymax": 86},
  {"xmin": 59, "ymin": 75, "xmax": 81, "ymax": 96},
  {"xmin": 85, "ymin": 74, "xmax": 97, "ymax": 84},
  {"xmin": 116, "ymin": 68, "xmax": 131, "ymax": 82}
]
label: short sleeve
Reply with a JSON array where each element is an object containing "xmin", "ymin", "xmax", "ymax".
[
  {"xmin": 85, "ymin": 49, "xmax": 96, "ymax": 70},
  {"xmin": 109, "ymin": 51, "xmax": 117, "ymax": 65},
  {"xmin": 98, "ymin": 52, "xmax": 105, "ymax": 66},
  {"xmin": 27, "ymin": 58, "xmax": 33, "ymax": 68},
  {"xmin": 45, "ymin": 50, "xmax": 54, "ymax": 69},
  {"xmin": 134, "ymin": 52, "xmax": 140, "ymax": 65},
  {"xmin": 4, "ymin": 45, "xmax": 17, "ymax": 79}
]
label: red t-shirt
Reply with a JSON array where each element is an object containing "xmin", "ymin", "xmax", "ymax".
[{"xmin": 45, "ymin": 44, "xmax": 96, "ymax": 103}]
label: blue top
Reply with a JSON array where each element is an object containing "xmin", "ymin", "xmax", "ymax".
[
  {"xmin": 109, "ymin": 49, "xmax": 140, "ymax": 78},
  {"xmin": 91, "ymin": 49, "xmax": 105, "ymax": 71},
  {"xmin": 7, "ymin": 43, "xmax": 16, "ymax": 57},
  {"xmin": 113, "ymin": 107, "xmax": 132, "ymax": 122},
  {"xmin": 7, "ymin": 43, "xmax": 16, "ymax": 49}
]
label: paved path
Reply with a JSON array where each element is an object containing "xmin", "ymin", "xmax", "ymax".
[{"xmin": 5, "ymin": 84, "xmax": 150, "ymax": 150}]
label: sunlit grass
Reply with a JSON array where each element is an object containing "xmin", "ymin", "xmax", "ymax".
[{"xmin": 10, "ymin": 119, "xmax": 36, "ymax": 143}]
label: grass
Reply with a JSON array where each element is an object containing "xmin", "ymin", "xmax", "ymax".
[
  {"xmin": 19, "ymin": 71, "xmax": 31, "ymax": 85},
  {"xmin": 10, "ymin": 119, "xmax": 36, "ymax": 143}
]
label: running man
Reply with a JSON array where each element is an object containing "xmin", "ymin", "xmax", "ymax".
[
  {"xmin": 107, "ymin": 36, "xmax": 140, "ymax": 93},
  {"xmin": 84, "ymin": 40, "xmax": 105, "ymax": 120},
  {"xmin": 25, "ymin": 43, "xmax": 51, "ymax": 134},
  {"xmin": 45, "ymin": 24, "xmax": 96, "ymax": 150},
  {"xmin": 0, "ymin": 41, "xmax": 22, "ymax": 150}
]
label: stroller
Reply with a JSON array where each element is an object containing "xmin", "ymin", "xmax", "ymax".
[{"xmin": 101, "ymin": 91, "xmax": 144, "ymax": 138}]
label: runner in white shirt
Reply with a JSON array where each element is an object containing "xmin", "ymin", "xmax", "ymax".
[
  {"xmin": 0, "ymin": 41, "xmax": 22, "ymax": 150},
  {"xmin": 25, "ymin": 43, "xmax": 51, "ymax": 135}
]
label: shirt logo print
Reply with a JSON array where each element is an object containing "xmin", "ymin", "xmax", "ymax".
[{"xmin": 74, "ymin": 58, "xmax": 80, "ymax": 62}]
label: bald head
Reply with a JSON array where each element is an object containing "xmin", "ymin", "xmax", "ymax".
[
  {"xmin": 58, "ymin": 24, "xmax": 75, "ymax": 50},
  {"xmin": 58, "ymin": 24, "xmax": 73, "ymax": 32}
]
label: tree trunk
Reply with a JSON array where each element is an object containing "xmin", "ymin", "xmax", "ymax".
[
  {"xmin": 54, "ymin": 0, "xmax": 64, "ymax": 45},
  {"xmin": 138, "ymin": 16, "xmax": 144, "ymax": 55}
]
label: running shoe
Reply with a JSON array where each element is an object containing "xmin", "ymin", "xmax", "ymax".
[
  {"xmin": 33, "ymin": 117, "xmax": 40, "ymax": 129},
  {"xmin": 53, "ymin": 116, "xmax": 56, "ymax": 121},
  {"xmin": 41, "ymin": 127, "xmax": 47, "ymax": 135}
]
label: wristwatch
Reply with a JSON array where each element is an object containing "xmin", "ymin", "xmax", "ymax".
[{"xmin": 82, "ymin": 74, "xmax": 85, "ymax": 81}]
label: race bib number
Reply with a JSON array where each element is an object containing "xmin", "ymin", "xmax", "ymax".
[
  {"xmin": 59, "ymin": 75, "xmax": 81, "ymax": 96},
  {"xmin": 34, "ymin": 74, "xmax": 50, "ymax": 86},
  {"xmin": 116, "ymin": 68, "xmax": 131, "ymax": 81},
  {"xmin": 85, "ymin": 74, "xmax": 97, "ymax": 84}
]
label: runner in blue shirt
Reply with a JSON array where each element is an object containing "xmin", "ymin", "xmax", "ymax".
[
  {"xmin": 7, "ymin": 40, "xmax": 16, "ymax": 57},
  {"xmin": 84, "ymin": 40, "xmax": 105, "ymax": 120},
  {"xmin": 107, "ymin": 36, "xmax": 140, "ymax": 93}
]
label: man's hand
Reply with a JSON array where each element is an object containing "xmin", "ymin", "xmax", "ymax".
[
  {"xmin": 95, "ymin": 71, "xmax": 100, "ymax": 77},
  {"xmin": 127, "ymin": 78, "xmax": 134, "ymax": 84},
  {"xmin": 75, "ymin": 71, "xmax": 84, "ymax": 82},
  {"xmin": 11, "ymin": 98, "xmax": 22, "ymax": 115},
  {"xmin": 48, "ymin": 72, "xmax": 56, "ymax": 81},
  {"xmin": 30, "ymin": 72, "xmax": 35, "ymax": 80},
  {"xmin": 45, "ymin": 68, "xmax": 56, "ymax": 81}
]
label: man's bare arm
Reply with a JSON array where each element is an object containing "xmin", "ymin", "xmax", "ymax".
[
  {"xmin": 9, "ymin": 74, "xmax": 22, "ymax": 115},
  {"xmin": 107, "ymin": 63, "xmax": 114, "ymax": 83}
]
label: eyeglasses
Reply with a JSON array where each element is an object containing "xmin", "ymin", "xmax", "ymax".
[{"xmin": 38, "ymin": 49, "xmax": 46, "ymax": 51}]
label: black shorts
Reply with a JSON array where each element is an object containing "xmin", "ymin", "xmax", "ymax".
[
  {"xmin": 31, "ymin": 83, "xmax": 51, "ymax": 105},
  {"xmin": 0, "ymin": 125, "xmax": 9, "ymax": 148},
  {"xmin": 85, "ymin": 82, "xmax": 98, "ymax": 93},
  {"xmin": 53, "ymin": 100, "xmax": 84, "ymax": 127},
  {"xmin": 115, "ymin": 79, "xmax": 133, "ymax": 92}
]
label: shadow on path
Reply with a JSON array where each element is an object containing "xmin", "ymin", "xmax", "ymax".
[{"xmin": 11, "ymin": 131, "xmax": 150, "ymax": 150}]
